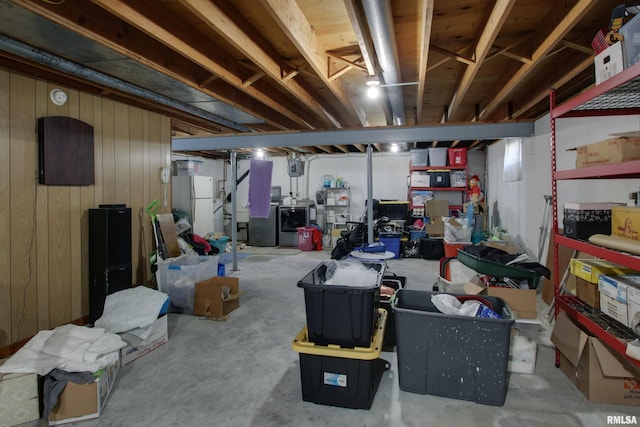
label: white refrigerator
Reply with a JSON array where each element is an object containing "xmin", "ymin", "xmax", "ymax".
[{"xmin": 172, "ymin": 175, "xmax": 214, "ymax": 237}]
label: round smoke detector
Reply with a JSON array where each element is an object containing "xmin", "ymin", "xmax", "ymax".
[{"xmin": 50, "ymin": 88, "xmax": 68, "ymax": 106}]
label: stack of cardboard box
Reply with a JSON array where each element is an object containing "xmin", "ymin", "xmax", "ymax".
[{"xmin": 423, "ymin": 199, "xmax": 449, "ymax": 238}]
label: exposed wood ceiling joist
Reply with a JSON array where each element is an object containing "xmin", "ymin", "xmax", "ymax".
[{"xmin": 0, "ymin": 0, "xmax": 621, "ymax": 156}]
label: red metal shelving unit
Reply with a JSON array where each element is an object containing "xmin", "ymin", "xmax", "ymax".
[
  {"xmin": 408, "ymin": 164, "xmax": 468, "ymax": 213},
  {"xmin": 550, "ymin": 66, "xmax": 640, "ymax": 369}
]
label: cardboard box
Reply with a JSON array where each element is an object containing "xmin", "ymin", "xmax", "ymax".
[
  {"xmin": 612, "ymin": 206, "xmax": 640, "ymax": 241},
  {"xmin": 193, "ymin": 276, "xmax": 242, "ymax": 319},
  {"xmin": 487, "ymin": 287, "xmax": 537, "ymax": 319},
  {"xmin": 628, "ymin": 285, "xmax": 640, "ymax": 333},
  {"xmin": 551, "ymin": 312, "xmax": 640, "ymax": 406},
  {"xmin": 48, "ymin": 357, "xmax": 120, "ymax": 425},
  {"xmin": 598, "ymin": 275, "xmax": 640, "ymax": 304},
  {"xmin": 600, "ymin": 293, "xmax": 629, "ymax": 326},
  {"xmin": 569, "ymin": 258, "xmax": 634, "ymax": 284},
  {"xmin": 0, "ymin": 364, "xmax": 40, "ymax": 427},
  {"xmin": 119, "ymin": 315, "xmax": 169, "ymax": 366},
  {"xmin": 575, "ymin": 136, "xmax": 640, "ymax": 168},
  {"xmin": 480, "ymin": 239, "xmax": 522, "ymax": 254},
  {"xmin": 424, "ymin": 199, "xmax": 449, "ymax": 218},
  {"xmin": 425, "ymin": 217, "xmax": 444, "ymax": 237},
  {"xmin": 542, "ymin": 232, "xmax": 581, "ymax": 304},
  {"xmin": 463, "ymin": 277, "xmax": 537, "ymax": 319},
  {"xmin": 594, "ymin": 41, "xmax": 624, "ymax": 85},
  {"xmin": 575, "ymin": 276, "xmax": 600, "ymax": 309}
]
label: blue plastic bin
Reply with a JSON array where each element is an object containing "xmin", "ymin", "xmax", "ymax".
[
  {"xmin": 379, "ymin": 233, "xmax": 401, "ymax": 258},
  {"xmin": 410, "ymin": 230, "xmax": 426, "ymax": 240}
]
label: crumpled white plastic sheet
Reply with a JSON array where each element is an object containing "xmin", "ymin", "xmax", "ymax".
[
  {"xmin": 94, "ymin": 286, "xmax": 169, "ymax": 339},
  {"xmin": 324, "ymin": 259, "xmax": 379, "ymax": 287},
  {"xmin": 0, "ymin": 324, "xmax": 125, "ymax": 376}
]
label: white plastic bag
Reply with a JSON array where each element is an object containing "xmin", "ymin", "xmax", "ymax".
[
  {"xmin": 324, "ymin": 259, "xmax": 379, "ymax": 287},
  {"xmin": 431, "ymin": 294, "xmax": 461, "ymax": 315},
  {"xmin": 431, "ymin": 294, "xmax": 501, "ymax": 318}
]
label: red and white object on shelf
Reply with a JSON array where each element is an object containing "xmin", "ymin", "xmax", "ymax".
[
  {"xmin": 447, "ymin": 148, "xmax": 467, "ymax": 166},
  {"xmin": 594, "ymin": 42, "xmax": 624, "ymax": 85}
]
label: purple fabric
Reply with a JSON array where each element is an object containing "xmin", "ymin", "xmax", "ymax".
[{"xmin": 248, "ymin": 159, "xmax": 273, "ymax": 218}]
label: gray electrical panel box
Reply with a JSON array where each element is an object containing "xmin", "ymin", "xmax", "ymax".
[{"xmin": 288, "ymin": 158, "xmax": 304, "ymax": 177}]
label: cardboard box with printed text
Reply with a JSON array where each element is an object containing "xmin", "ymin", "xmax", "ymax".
[
  {"xmin": 574, "ymin": 136, "xmax": 640, "ymax": 168},
  {"xmin": 119, "ymin": 314, "xmax": 169, "ymax": 366}
]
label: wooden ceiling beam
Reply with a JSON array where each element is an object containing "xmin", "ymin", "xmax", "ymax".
[
  {"xmin": 326, "ymin": 51, "xmax": 367, "ymax": 73},
  {"xmin": 261, "ymin": 0, "xmax": 364, "ymax": 127},
  {"xmin": 509, "ymin": 56, "xmax": 594, "ymax": 120},
  {"xmin": 488, "ymin": 42, "xmax": 531, "ymax": 64},
  {"xmin": 480, "ymin": 0, "xmax": 597, "ymax": 120},
  {"xmin": 316, "ymin": 145, "xmax": 334, "ymax": 154},
  {"xmin": 178, "ymin": 0, "xmax": 343, "ymax": 128},
  {"xmin": 446, "ymin": 0, "xmax": 516, "ymax": 121},
  {"xmin": 328, "ymin": 64, "xmax": 354, "ymax": 82},
  {"xmin": 416, "ymin": 0, "xmax": 434, "ymax": 123},
  {"xmin": 83, "ymin": 0, "xmax": 324, "ymax": 130},
  {"xmin": 498, "ymin": 50, "xmax": 532, "ymax": 64},
  {"xmin": 242, "ymin": 71, "xmax": 266, "ymax": 88},
  {"xmin": 429, "ymin": 45, "xmax": 475, "ymax": 66},
  {"xmin": 281, "ymin": 63, "xmax": 308, "ymax": 82},
  {"xmin": 426, "ymin": 56, "xmax": 452, "ymax": 73},
  {"xmin": 21, "ymin": 0, "xmax": 321, "ymax": 131},
  {"xmin": 561, "ymin": 39, "xmax": 593, "ymax": 55}
]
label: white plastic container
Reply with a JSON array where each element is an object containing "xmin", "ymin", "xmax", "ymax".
[
  {"xmin": 508, "ymin": 334, "xmax": 537, "ymax": 374},
  {"xmin": 435, "ymin": 274, "xmax": 466, "ymax": 294},
  {"xmin": 155, "ymin": 254, "xmax": 218, "ymax": 313}
]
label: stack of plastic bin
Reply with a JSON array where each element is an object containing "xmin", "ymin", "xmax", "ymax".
[
  {"xmin": 392, "ymin": 289, "xmax": 514, "ymax": 406},
  {"xmin": 291, "ymin": 309, "xmax": 388, "ymax": 409},
  {"xmin": 293, "ymin": 261, "xmax": 387, "ymax": 409}
]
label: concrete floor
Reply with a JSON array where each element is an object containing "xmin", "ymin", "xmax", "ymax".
[{"xmin": 25, "ymin": 248, "xmax": 639, "ymax": 426}]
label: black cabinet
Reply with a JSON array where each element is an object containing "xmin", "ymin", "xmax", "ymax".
[{"xmin": 88, "ymin": 205, "xmax": 132, "ymax": 323}]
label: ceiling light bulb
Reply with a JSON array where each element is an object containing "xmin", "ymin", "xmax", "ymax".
[
  {"xmin": 367, "ymin": 85, "xmax": 380, "ymax": 99},
  {"xmin": 256, "ymin": 149, "xmax": 264, "ymax": 158},
  {"xmin": 366, "ymin": 77, "xmax": 380, "ymax": 86},
  {"xmin": 391, "ymin": 143, "xmax": 399, "ymax": 152}
]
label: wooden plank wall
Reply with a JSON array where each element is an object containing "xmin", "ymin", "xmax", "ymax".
[{"xmin": 0, "ymin": 69, "xmax": 171, "ymax": 348}]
